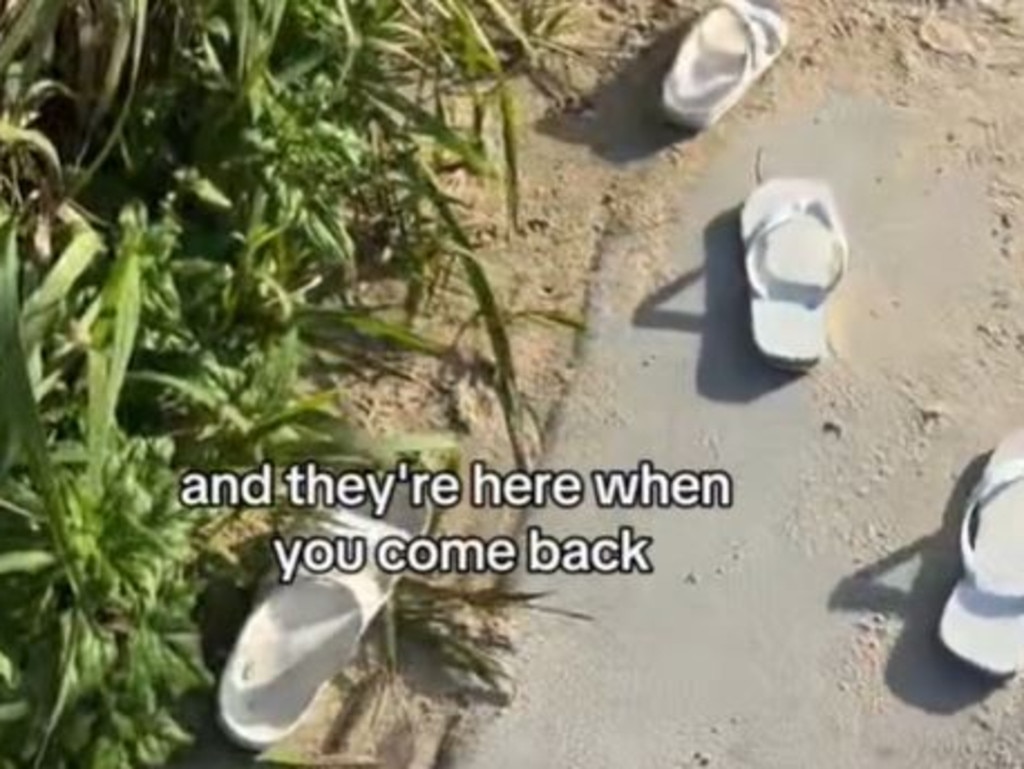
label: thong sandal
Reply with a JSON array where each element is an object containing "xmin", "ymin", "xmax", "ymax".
[
  {"xmin": 217, "ymin": 488, "xmax": 430, "ymax": 750},
  {"xmin": 941, "ymin": 430, "xmax": 1024, "ymax": 677},
  {"xmin": 740, "ymin": 178, "xmax": 849, "ymax": 370},
  {"xmin": 662, "ymin": 0, "xmax": 789, "ymax": 131}
]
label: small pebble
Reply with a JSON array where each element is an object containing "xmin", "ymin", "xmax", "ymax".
[
  {"xmin": 972, "ymin": 712, "xmax": 995, "ymax": 732},
  {"xmin": 919, "ymin": 403, "xmax": 947, "ymax": 425}
]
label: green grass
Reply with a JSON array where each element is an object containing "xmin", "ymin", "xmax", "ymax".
[{"xmin": 0, "ymin": 0, "xmax": 572, "ymax": 766}]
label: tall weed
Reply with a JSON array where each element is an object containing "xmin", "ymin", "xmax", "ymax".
[{"xmin": 0, "ymin": 0, "xmax": 570, "ymax": 763}]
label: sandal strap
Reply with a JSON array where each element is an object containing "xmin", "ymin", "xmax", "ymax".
[
  {"xmin": 278, "ymin": 508, "xmax": 413, "ymax": 583},
  {"xmin": 961, "ymin": 457, "xmax": 1024, "ymax": 598},
  {"xmin": 722, "ymin": 0, "xmax": 787, "ymax": 77},
  {"xmin": 744, "ymin": 198, "xmax": 848, "ymax": 301}
]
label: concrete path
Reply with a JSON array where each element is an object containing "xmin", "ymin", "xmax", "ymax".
[{"xmin": 456, "ymin": 96, "xmax": 1024, "ymax": 768}]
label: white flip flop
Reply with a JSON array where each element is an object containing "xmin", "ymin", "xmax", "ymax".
[
  {"xmin": 217, "ymin": 491, "xmax": 430, "ymax": 751},
  {"xmin": 940, "ymin": 430, "xmax": 1024, "ymax": 677},
  {"xmin": 662, "ymin": 0, "xmax": 788, "ymax": 131},
  {"xmin": 740, "ymin": 178, "xmax": 849, "ymax": 370}
]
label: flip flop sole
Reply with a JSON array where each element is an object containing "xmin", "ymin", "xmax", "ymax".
[
  {"xmin": 750, "ymin": 297, "xmax": 827, "ymax": 368},
  {"xmin": 940, "ymin": 582, "xmax": 1024, "ymax": 677}
]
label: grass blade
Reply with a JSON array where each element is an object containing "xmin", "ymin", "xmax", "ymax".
[
  {"xmin": 0, "ymin": 120, "xmax": 62, "ymax": 183},
  {"xmin": 0, "ymin": 701, "xmax": 30, "ymax": 723},
  {"xmin": 0, "ymin": 549, "xmax": 56, "ymax": 576},
  {"xmin": 297, "ymin": 306, "xmax": 448, "ymax": 356},
  {"xmin": 495, "ymin": 80, "xmax": 520, "ymax": 231},
  {"xmin": 20, "ymin": 224, "xmax": 103, "ymax": 357},
  {"xmin": 0, "ymin": 211, "xmax": 79, "ymax": 592},
  {"xmin": 454, "ymin": 247, "xmax": 526, "ymax": 468},
  {"xmin": 86, "ymin": 228, "xmax": 141, "ymax": 476},
  {"xmin": 0, "ymin": 0, "xmax": 64, "ymax": 76},
  {"xmin": 510, "ymin": 308, "xmax": 585, "ymax": 332},
  {"xmin": 474, "ymin": 0, "xmax": 533, "ymax": 54}
]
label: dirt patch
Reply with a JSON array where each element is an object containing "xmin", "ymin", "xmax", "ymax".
[
  {"xmin": 342, "ymin": 0, "xmax": 1024, "ymax": 542},
  {"xmin": 261, "ymin": 0, "xmax": 1024, "ymax": 764}
]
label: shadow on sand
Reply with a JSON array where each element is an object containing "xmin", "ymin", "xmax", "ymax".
[
  {"xmin": 632, "ymin": 206, "xmax": 799, "ymax": 403},
  {"xmin": 829, "ymin": 452, "xmax": 1004, "ymax": 715},
  {"xmin": 535, "ymin": 21, "xmax": 697, "ymax": 164}
]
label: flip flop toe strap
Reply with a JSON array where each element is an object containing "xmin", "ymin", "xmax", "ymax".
[
  {"xmin": 745, "ymin": 199, "xmax": 848, "ymax": 301},
  {"xmin": 722, "ymin": 0, "xmax": 786, "ymax": 77},
  {"xmin": 274, "ymin": 509, "xmax": 413, "ymax": 590},
  {"xmin": 961, "ymin": 457, "xmax": 1024, "ymax": 599},
  {"xmin": 670, "ymin": 0, "xmax": 785, "ymax": 126}
]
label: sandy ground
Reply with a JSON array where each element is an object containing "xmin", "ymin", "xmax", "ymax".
[
  {"xmin": 447, "ymin": 0, "xmax": 1024, "ymax": 768},
  {"xmin": 178, "ymin": 0, "xmax": 1024, "ymax": 765},
  {"xmin": 454, "ymin": 93, "xmax": 1024, "ymax": 768}
]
